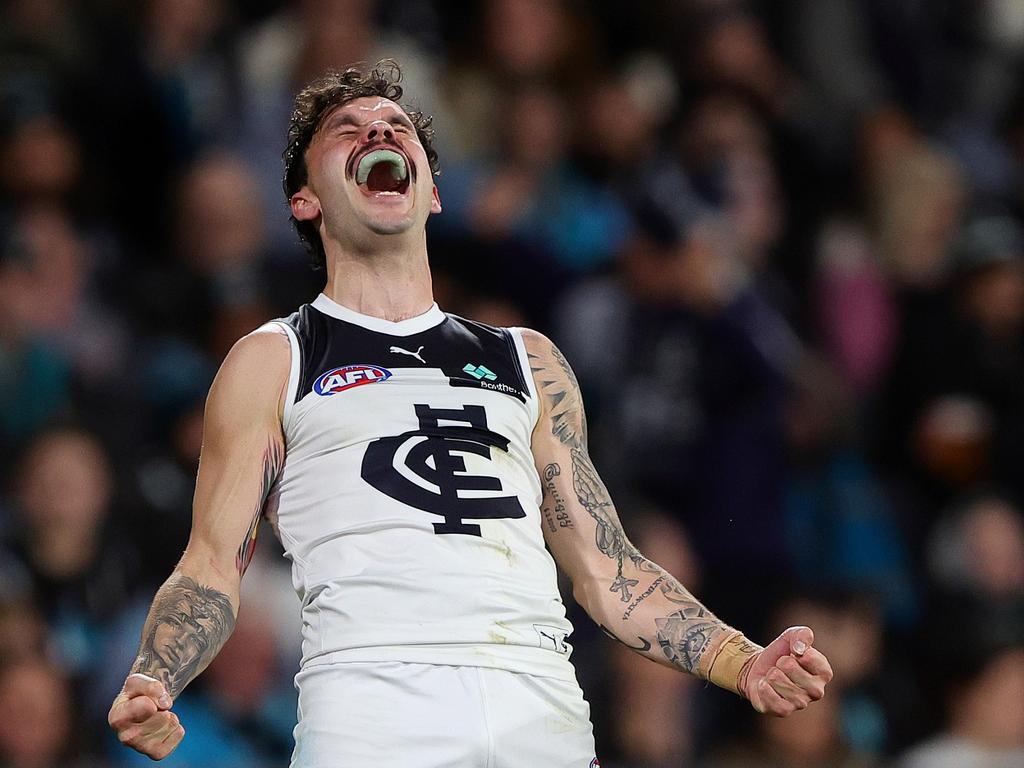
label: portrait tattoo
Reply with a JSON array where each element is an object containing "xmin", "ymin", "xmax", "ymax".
[{"xmin": 132, "ymin": 575, "xmax": 235, "ymax": 698}]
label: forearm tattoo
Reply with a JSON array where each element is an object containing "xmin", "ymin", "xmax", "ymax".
[
  {"xmin": 235, "ymin": 438, "xmax": 284, "ymax": 575},
  {"xmin": 571, "ymin": 447, "xmax": 642, "ymax": 601},
  {"xmin": 532, "ymin": 339, "xmax": 736, "ymax": 674},
  {"xmin": 541, "ymin": 464, "xmax": 574, "ymax": 533},
  {"xmin": 655, "ymin": 606, "xmax": 719, "ymax": 673},
  {"xmin": 131, "ymin": 575, "xmax": 235, "ymax": 698},
  {"xmin": 532, "ymin": 344, "xmax": 645, "ymax": 601}
]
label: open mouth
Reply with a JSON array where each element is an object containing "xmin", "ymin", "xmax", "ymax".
[{"xmin": 353, "ymin": 147, "xmax": 411, "ymax": 196}]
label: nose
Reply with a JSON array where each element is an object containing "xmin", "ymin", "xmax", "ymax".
[{"xmin": 362, "ymin": 121, "xmax": 395, "ymax": 144}]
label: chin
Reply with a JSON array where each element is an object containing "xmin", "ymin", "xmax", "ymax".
[{"xmin": 364, "ymin": 215, "xmax": 416, "ymax": 235}]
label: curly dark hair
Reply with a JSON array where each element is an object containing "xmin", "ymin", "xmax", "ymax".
[{"xmin": 282, "ymin": 60, "xmax": 441, "ymax": 268}]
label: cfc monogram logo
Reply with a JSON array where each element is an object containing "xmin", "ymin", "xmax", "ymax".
[{"xmin": 360, "ymin": 404, "xmax": 527, "ymax": 535}]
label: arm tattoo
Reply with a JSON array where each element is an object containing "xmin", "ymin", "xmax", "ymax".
[
  {"xmin": 533, "ymin": 342, "xmax": 642, "ymax": 601},
  {"xmin": 532, "ymin": 337, "xmax": 736, "ymax": 671},
  {"xmin": 541, "ymin": 463, "xmax": 574, "ymax": 533},
  {"xmin": 131, "ymin": 575, "xmax": 236, "ymax": 698},
  {"xmin": 529, "ymin": 348, "xmax": 586, "ymax": 447},
  {"xmin": 599, "ymin": 623, "xmax": 652, "ymax": 652},
  {"xmin": 235, "ymin": 438, "xmax": 284, "ymax": 575},
  {"xmin": 570, "ymin": 446, "xmax": 640, "ymax": 601},
  {"xmin": 655, "ymin": 606, "xmax": 718, "ymax": 673}
]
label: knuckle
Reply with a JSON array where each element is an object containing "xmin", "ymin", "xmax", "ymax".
[
  {"xmin": 778, "ymin": 656, "xmax": 798, "ymax": 673},
  {"xmin": 117, "ymin": 727, "xmax": 136, "ymax": 745}
]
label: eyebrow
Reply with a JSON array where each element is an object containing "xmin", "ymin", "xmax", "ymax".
[{"xmin": 322, "ymin": 109, "xmax": 416, "ymax": 132}]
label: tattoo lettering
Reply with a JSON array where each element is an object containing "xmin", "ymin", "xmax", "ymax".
[
  {"xmin": 541, "ymin": 463, "xmax": 574, "ymax": 533},
  {"xmin": 235, "ymin": 439, "xmax": 284, "ymax": 575},
  {"xmin": 655, "ymin": 607, "xmax": 717, "ymax": 673},
  {"xmin": 621, "ymin": 573, "xmax": 667, "ymax": 621},
  {"xmin": 131, "ymin": 575, "xmax": 235, "ymax": 698}
]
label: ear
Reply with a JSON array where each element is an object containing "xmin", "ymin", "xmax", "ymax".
[
  {"xmin": 429, "ymin": 184, "xmax": 442, "ymax": 215},
  {"xmin": 290, "ymin": 188, "xmax": 321, "ymax": 222}
]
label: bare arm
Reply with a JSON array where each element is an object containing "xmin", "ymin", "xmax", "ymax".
[
  {"xmin": 109, "ymin": 326, "xmax": 290, "ymax": 757},
  {"xmin": 523, "ymin": 329, "xmax": 832, "ymax": 714}
]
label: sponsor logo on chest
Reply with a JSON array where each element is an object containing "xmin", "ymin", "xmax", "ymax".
[{"xmin": 313, "ymin": 364, "xmax": 392, "ymax": 395}]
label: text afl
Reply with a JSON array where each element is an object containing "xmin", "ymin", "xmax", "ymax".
[{"xmin": 313, "ymin": 364, "xmax": 393, "ymax": 395}]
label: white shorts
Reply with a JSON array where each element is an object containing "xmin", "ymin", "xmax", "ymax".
[{"xmin": 291, "ymin": 661, "xmax": 598, "ymax": 767}]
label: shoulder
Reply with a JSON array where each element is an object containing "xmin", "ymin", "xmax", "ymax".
[
  {"xmin": 221, "ymin": 325, "xmax": 291, "ymax": 378},
  {"xmin": 513, "ymin": 328, "xmax": 575, "ymax": 381},
  {"xmin": 512, "ymin": 327, "xmax": 554, "ymax": 358},
  {"xmin": 207, "ymin": 326, "xmax": 292, "ymax": 424}
]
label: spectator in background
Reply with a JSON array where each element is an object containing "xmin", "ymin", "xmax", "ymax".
[
  {"xmin": 0, "ymin": 656, "xmax": 81, "ymax": 768},
  {"xmin": 784, "ymin": 356, "xmax": 916, "ymax": 629},
  {"xmin": 925, "ymin": 492, "xmax": 1024, "ymax": 636},
  {"xmin": 441, "ymin": 0, "xmax": 596, "ymax": 161},
  {"xmin": 4, "ymin": 206, "xmax": 129, "ymax": 390},
  {"xmin": 134, "ymin": 152, "xmax": 273, "ymax": 354},
  {"xmin": 813, "ymin": 219, "xmax": 898, "ymax": 397},
  {"xmin": 708, "ymin": 691, "xmax": 875, "ymax": 768},
  {"xmin": 881, "ymin": 212, "xmax": 1024, "ymax": 520},
  {"xmin": 556, "ymin": 181, "xmax": 800, "ymax": 629},
  {"xmin": 437, "ymin": 81, "xmax": 630, "ymax": 285},
  {"xmin": 0, "ymin": 113, "xmax": 82, "ymax": 211},
  {"xmin": 0, "ymin": 426, "xmax": 142, "ymax": 755},
  {"xmin": 900, "ymin": 641, "xmax": 1024, "ymax": 768},
  {"xmin": 137, "ymin": 0, "xmax": 241, "ymax": 153},
  {"xmin": 0, "ymin": 227, "xmax": 71, "ymax": 455}
]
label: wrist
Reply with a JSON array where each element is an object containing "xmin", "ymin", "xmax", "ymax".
[
  {"xmin": 736, "ymin": 651, "xmax": 760, "ymax": 700},
  {"xmin": 706, "ymin": 630, "xmax": 763, "ymax": 696}
]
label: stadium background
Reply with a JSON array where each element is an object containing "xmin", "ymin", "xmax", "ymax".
[{"xmin": 1, "ymin": 0, "xmax": 1023, "ymax": 765}]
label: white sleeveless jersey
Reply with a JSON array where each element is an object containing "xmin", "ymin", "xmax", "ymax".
[{"xmin": 266, "ymin": 294, "xmax": 576, "ymax": 680}]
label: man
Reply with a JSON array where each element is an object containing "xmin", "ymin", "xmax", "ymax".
[{"xmin": 108, "ymin": 61, "xmax": 832, "ymax": 766}]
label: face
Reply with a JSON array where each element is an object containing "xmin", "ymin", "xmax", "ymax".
[
  {"xmin": 291, "ymin": 96, "xmax": 441, "ymax": 249},
  {"xmin": 151, "ymin": 596, "xmax": 219, "ymax": 670}
]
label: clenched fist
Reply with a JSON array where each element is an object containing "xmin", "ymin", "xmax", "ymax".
[
  {"xmin": 739, "ymin": 626, "xmax": 834, "ymax": 716},
  {"xmin": 108, "ymin": 674, "xmax": 185, "ymax": 760}
]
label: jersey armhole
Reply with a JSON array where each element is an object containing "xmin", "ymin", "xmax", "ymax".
[
  {"xmin": 508, "ymin": 327, "xmax": 541, "ymax": 431},
  {"xmin": 265, "ymin": 320, "xmax": 302, "ymax": 432}
]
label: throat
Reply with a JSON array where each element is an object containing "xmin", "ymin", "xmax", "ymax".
[{"xmin": 323, "ymin": 260, "xmax": 435, "ymax": 323}]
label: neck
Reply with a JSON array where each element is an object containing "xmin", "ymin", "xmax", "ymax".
[{"xmin": 322, "ymin": 235, "xmax": 434, "ymax": 322}]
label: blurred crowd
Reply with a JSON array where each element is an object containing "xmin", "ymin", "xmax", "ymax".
[{"xmin": 2, "ymin": 0, "xmax": 1024, "ymax": 766}]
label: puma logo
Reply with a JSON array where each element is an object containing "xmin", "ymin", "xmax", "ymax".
[
  {"xmin": 534, "ymin": 624, "xmax": 568, "ymax": 653},
  {"xmin": 389, "ymin": 345, "xmax": 426, "ymax": 364}
]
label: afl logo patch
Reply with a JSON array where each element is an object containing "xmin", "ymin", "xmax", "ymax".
[{"xmin": 314, "ymin": 364, "xmax": 392, "ymax": 395}]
